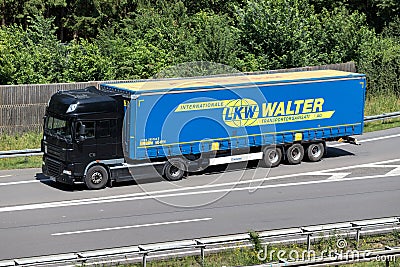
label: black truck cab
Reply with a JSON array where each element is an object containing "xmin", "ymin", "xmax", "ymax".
[{"xmin": 41, "ymin": 86, "xmax": 126, "ymax": 189}]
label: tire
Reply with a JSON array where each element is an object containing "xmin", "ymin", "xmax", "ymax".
[
  {"xmin": 261, "ymin": 146, "xmax": 282, "ymax": 168},
  {"xmin": 85, "ymin": 165, "xmax": 109, "ymax": 190},
  {"xmin": 286, "ymin": 143, "xmax": 304, "ymax": 165},
  {"xmin": 164, "ymin": 159, "xmax": 186, "ymax": 181},
  {"xmin": 306, "ymin": 142, "xmax": 324, "ymax": 162}
]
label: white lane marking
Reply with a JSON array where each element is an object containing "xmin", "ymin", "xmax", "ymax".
[
  {"xmin": 52, "ymin": 217, "xmax": 212, "ymax": 236},
  {"xmin": 0, "ymin": 175, "xmax": 12, "ymax": 178},
  {"xmin": 361, "ymin": 133, "xmax": 400, "ymax": 143},
  {"xmin": 329, "ymin": 133, "xmax": 400, "ymax": 147},
  {"xmin": 386, "ymin": 166, "xmax": 400, "ymax": 176},
  {"xmin": 325, "ymin": 172, "xmax": 351, "ymax": 180},
  {"xmin": 1, "ymin": 169, "xmax": 400, "ymax": 213},
  {"xmin": 309, "ymin": 158, "xmax": 400, "ymax": 174},
  {"xmin": 329, "ymin": 143, "xmax": 349, "ymax": 147},
  {"xmin": 0, "ymin": 179, "xmax": 50, "ymax": 186},
  {"xmin": 361, "ymin": 164, "xmax": 400, "ymax": 168}
]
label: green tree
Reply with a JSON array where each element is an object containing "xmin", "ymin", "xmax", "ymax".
[
  {"xmin": 190, "ymin": 11, "xmax": 239, "ymax": 64},
  {"xmin": 118, "ymin": 1, "xmax": 197, "ymax": 64},
  {"xmin": 96, "ymin": 31, "xmax": 168, "ymax": 80},
  {"xmin": 236, "ymin": 0, "xmax": 321, "ymax": 69},
  {"xmin": 0, "ymin": 16, "xmax": 64, "ymax": 84},
  {"xmin": 61, "ymin": 39, "xmax": 109, "ymax": 82},
  {"xmin": 310, "ymin": 7, "xmax": 374, "ymax": 64},
  {"xmin": 63, "ymin": 0, "xmax": 137, "ymax": 40},
  {"xmin": 358, "ymin": 35, "xmax": 400, "ymax": 96},
  {"xmin": 181, "ymin": 0, "xmax": 244, "ymax": 15},
  {"xmin": 235, "ymin": 0, "xmax": 375, "ymax": 70}
]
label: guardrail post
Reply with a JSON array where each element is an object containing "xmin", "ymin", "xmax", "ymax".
[
  {"xmin": 196, "ymin": 240, "xmax": 206, "ymax": 266},
  {"xmin": 201, "ymin": 245, "xmax": 205, "ymax": 266},
  {"xmin": 385, "ymin": 246, "xmax": 393, "ymax": 267},
  {"xmin": 301, "ymin": 228, "xmax": 313, "ymax": 252},
  {"xmin": 138, "ymin": 246, "xmax": 148, "ymax": 267},
  {"xmin": 351, "ymin": 223, "xmax": 362, "ymax": 249},
  {"xmin": 356, "ymin": 227, "xmax": 361, "ymax": 249},
  {"xmin": 142, "ymin": 252, "xmax": 148, "ymax": 267},
  {"xmin": 307, "ymin": 234, "xmax": 312, "ymax": 252}
]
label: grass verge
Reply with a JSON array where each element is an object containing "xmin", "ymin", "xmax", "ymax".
[
  {"xmin": 0, "ymin": 132, "xmax": 42, "ymax": 170},
  {"xmin": 364, "ymin": 118, "xmax": 400, "ymax": 133},
  {"xmin": 364, "ymin": 93, "xmax": 400, "ymax": 132},
  {"xmin": 0, "ymin": 156, "xmax": 42, "ymax": 170},
  {"xmin": 0, "ymin": 132, "xmax": 42, "ymax": 151}
]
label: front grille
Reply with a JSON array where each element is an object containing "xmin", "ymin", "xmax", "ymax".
[
  {"xmin": 47, "ymin": 144, "xmax": 61, "ymax": 158},
  {"xmin": 46, "ymin": 158, "xmax": 62, "ymax": 178}
]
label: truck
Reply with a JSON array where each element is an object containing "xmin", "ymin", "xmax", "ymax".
[{"xmin": 41, "ymin": 69, "xmax": 366, "ymax": 189}]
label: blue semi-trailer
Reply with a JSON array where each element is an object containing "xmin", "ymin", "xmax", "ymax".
[{"xmin": 41, "ymin": 69, "xmax": 366, "ymax": 189}]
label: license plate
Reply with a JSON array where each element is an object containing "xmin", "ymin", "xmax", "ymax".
[{"xmin": 49, "ymin": 176, "xmax": 57, "ymax": 182}]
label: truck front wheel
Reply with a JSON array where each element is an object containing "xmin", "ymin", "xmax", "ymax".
[
  {"xmin": 85, "ymin": 165, "xmax": 109, "ymax": 190},
  {"xmin": 164, "ymin": 160, "xmax": 186, "ymax": 181},
  {"xmin": 286, "ymin": 144, "xmax": 304, "ymax": 164}
]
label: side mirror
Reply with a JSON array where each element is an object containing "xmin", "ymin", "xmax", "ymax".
[
  {"xmin": 76, "ymin": 122, "xmax": 86, "ymax": 143},
  {"xmin": 79, "ymin": 124, "xmax": 86, "ymax": 136}
]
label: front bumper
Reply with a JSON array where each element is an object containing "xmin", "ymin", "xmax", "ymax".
[{"xmin": 42, "ymin": 156, "xmax": 75, "ymax": 185}]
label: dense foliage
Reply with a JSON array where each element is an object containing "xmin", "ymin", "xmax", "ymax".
[{"xmin": 0, "ymin": 0, "xmax": 399, "ymax": 96}]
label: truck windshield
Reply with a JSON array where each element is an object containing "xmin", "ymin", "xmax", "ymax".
[{"xmin": 45, "ymin": 116, "xmax": 72, "ymax": 142}]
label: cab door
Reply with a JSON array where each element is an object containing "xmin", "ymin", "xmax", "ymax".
[
  {"xmin": 76, "ymin": 120, "xmax": 97, "ymax": 163},
  {"xmin": 96, "ymin": 119, "xmax": 118, "ymax": 159}
]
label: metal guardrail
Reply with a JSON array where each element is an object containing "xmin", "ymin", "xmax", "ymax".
[
  {"xmin": 0, "ymin": 216, "xmax": 398, "ymax": 267},
  {"xmin": 364, "ymin": 111, "xmax": 400, "ymax": 122},
  {"xmin": 0, "ymin": 111, "xmax": 399, "ymax": 159},
  {"xmin": 0, "ymin": 149, "xmax": 42, "ymax": 159}
]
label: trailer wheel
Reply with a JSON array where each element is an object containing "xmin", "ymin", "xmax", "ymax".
[
  {"xmin": 306, "ymin": 142, "xmax": 324, "ymax": 162},
  {"xmin": 262, "ymin": 146, "xmax": 282, "ymax": 168},
  {"xmin": 286, "ymin": 144, "xmax": 304, "ymax": 164},
  {"xmin": 85, "ymin": 165, "xmax": 109, "ymax": 190},
  {"xmin": 164, "ymin": 160, "xmax": 186, "ymax": 181}
]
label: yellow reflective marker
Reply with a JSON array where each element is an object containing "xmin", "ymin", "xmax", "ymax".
[
  {"xmin": 212, "ymin": 142, "xmax": 220, "ymax": 151},
  {"xmin": 295, "ymin": 133, "xmax": 303, "ymax": 141}
]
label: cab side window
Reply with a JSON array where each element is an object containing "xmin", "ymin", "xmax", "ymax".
[
  {"xmin": 85, "ymin": 122, "xmax": 95, "ymax": 138},
  {"xmin": 97, "ymin": 120, "xmax": 111, "ymax": 138},
  {"xmin": 77, "ymin": 121, "xmax": 95, "ymax": 138}
]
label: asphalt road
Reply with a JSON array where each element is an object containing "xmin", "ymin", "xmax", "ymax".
[{"xmin": 0, "ymin": 127, "xmax": 400, "ymax": 260}]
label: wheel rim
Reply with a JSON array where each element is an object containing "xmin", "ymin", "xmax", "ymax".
[
  {"xmin": 91, "ymin": 171, "xmax": 103, "ymax": 184},
  {"xmin": 311, "ymin": 145, "xmax": 321, "ymax": 158},
  {"xmin": 291, "ymin": 147, "xmax": 301, "ymax": 161},
  {"xmin": 268, "ymin": 150, "xmax": 279, "ymax": 164},
  {"xmin": 169, "ymin": 164, "xmax": 181, "ymax": 178}
]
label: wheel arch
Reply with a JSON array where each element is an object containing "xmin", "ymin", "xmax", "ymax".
[
  {"xmin": 84, "ymin": 161, "xmax": 111, "ymax": 179},
  {"xmin": 162, "ymin": 157, "xmax": 188, "ymax": 176}
]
